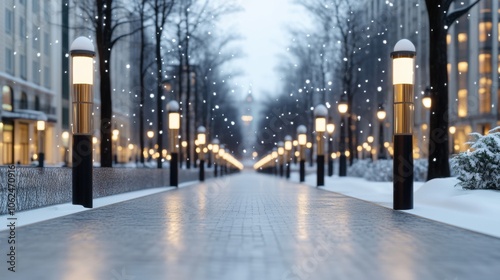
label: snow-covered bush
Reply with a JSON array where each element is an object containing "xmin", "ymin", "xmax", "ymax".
[
  {"xmin": 347, "ymin": 158, "xmax": 428, "ymax": 182},
  {"xmin": 451, "ymin": 127, "xmax": 500, "ymax": 190}
]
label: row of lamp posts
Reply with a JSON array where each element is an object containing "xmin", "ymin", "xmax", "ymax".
[
  {"xmin": 255, "ymin": 39, "xmax": 416, "ymax": 211},
  {"xmin": 69, "ymin": 36, "xmax": 241, "ymax": 209}
]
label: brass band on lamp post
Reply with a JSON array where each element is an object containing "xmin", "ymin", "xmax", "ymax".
[
  {"xmin": 314, "ymin": 104, "xmax": 327, "ymax": 186},
  {"xmin": 167, "ymin": 100, "xmax": 180, "ymax": 187},
  {"xmin": 326, "ymin": 122, "xmax": 335, "ymax": 176},
  {"xmin": 377, "ymin": 104, "xmax": 387, "ymax": 159},
  {"xmin": 391, "ymin": 39, "xmax": 416, "ymax": 210},
  {"xmin": 112, "ymin": 128, "xmax": 119, "ymax": 164},
  {"xmin": 277, "ymin": 141, "xmax": 285, "ymax": 177},
  {"xmin": 284, "ymin": 135, "xmax": 292, "ymax": 179},
  {"xmin": 62, "ymin": 131, "xmax": 69, "ymax": 167},
  {"xmin": 212, "ymin": 139, "xmax": 220, "ymax": 177},
  {"xmin": 37, "ymin": 120, "xmax": 46, "ymax": 167},
  {"xmin": 197, "ymin": 126, "xmax": 206, "ymax": 181},
  {"xmin": 338, "ymin": 97, "xmax": 349, "ymax": 177},
  {"xmin": 70, "ymin": 36, "xmax": 95, "ymax": 208},
  {"xmin": 449, "ymin": 126, "xmax": 456, "ymax": 154},
  {"xmin": 297, "ymin": 125, "xmax": 307, "ymax": 182}
]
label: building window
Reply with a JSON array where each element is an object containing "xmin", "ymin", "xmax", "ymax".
[
  {"xmin": 33, "ymin": 61, "xmax": 40, "ymax": 85},
  {"xmin": 33, "ymin": 26, "xmax": 40, "ymax": 50},
  {"xmin": 5, "ymin": 9, "xmax": 13, "ymax": 35},
  {"xmin": 20, "ymin": 55, "xmax": 27, "ymax": 79},
  {"xmin": 20, "ymin": 92, "xmax": 28, "ymax": 109},
  {"xmin": 35, "ymin": 96, "xmax": 40, "ymax": 111},
  {"xmin": 44, "ymin": 32, "xmax": 50, "ymax": 56},
  {"xmin": 458, "ymin": 62, "xmax": 468, "ymax": 72},
  {"xmin": 479, "ymin": 77, "xmax": 491, "ymax": 114},
  {"xmin": 5, "ymin": 48, "xmax": 13, "ymax": 73},
  {"xmin": 479, "ymin": 22, "xmax": 492, "ymax": 42},
  {"xmin": 44, "ymin": 66, "xmax": 51, "ymax": 88},
  {"xmin": 2, "ymin": 86, "xmax": 14, "ymax": 111},
  {"xmin": 457, "ymin": 33, "xmax": 467, "ymax": 42},
  {"xmin": 458, "ymin": 89, "xmax": 468, "ymax": 117},
  {"xmin": 479, "ymin": 53, "xmax": 492, "ymax": 74},
  {"xmin": 19, "ymin": 17, "xmax": 26, "ymax": 39},
  {"xmin": 33, "ymin": 0, "xmax": 39, "ymax": 13}
]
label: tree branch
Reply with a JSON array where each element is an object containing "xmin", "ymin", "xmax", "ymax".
[{"xmin": 445, "ymin": 0, "xmax": 481, "ymax": 26}]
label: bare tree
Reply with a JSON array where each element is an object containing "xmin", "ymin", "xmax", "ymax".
[
  {"xmin": 425, "ymin": 0, "xmax": 481, "ymax": 179},
  {"xmin": 75, "ymin": 0, "xmax": 140, "ymax": 167}
]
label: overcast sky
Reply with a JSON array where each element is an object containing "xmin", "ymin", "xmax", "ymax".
[{"xmin": 222, "ymin": 0, "xmax": 309, "ymax": 100}]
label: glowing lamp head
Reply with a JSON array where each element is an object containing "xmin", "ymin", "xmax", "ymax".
[
  {"xmin": 284, "ymin": 135, "xmax": 293, "ymax": 151},
  {"xmin": 314, "ymin": 104, "xmax": 328, "ymax": 132},
  {"xmin": 70, "ymin": 37, "xmax": 95, "ymax": 85},
  {"xmin": 326, "ymin": 123, "xmax": 335, "ymax": 134},
  {"xmin": 391, "ymin": 39, "xmax": 416, "ymax": 85},
  {"xmin": 449, "ymin": 126, "xmax": 456, "ymax": 135},
  {"xmin": 37, "ymin": 120, "xmax": 46, "ymax": 131},
  {"xmin": 377, "ymin": 105, "xmax": 387, "ymax": 120},
  {"xmin": 212, "ymin": 138, "xmax": 220, "ymax": 153},
  {"xmin": 197, "ymin": 126, "xmax": 206, "ymax": 145},
  {"xmin": 167, "ymin": 100, "xmax": 180, "ymax": 130},
  {"xmin": 338, "ymin": 101, "xmax": 348, "ymax": 114},
  {"xmin": 147, "ymin": 130, "xmax": 154, "ymax": 139},
  {"xmin": 297, "ymin": 125, "xmax": 307, "ymax": 145}
]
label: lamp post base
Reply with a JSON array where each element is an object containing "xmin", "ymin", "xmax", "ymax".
[
  {"xmin": 393, "ymin": 135, "xmax": 413, "ymax": 210},
  {"xmin": 328, "ymin": 159, "xmax": 333, "ymax": 176},
  {"xmin": 72, "ymin": 134, "xmax": 93, "ymax": 208},
  {"xmin": 286, "ymin": 162, "xmax": 291, "ymax": 179},
  {"xmin": 339, "ymin": 155, "xmax": 347, "ymax": 177},
  {"xmin": 199, "ymin": 159, "xmax": 205, "ymax": 182},
  {"xmin": 317, "ymin": 155, "xmax": 324, "ymax": 186},
  {"xmin": 170, "ymin": 153, "xmax": 178, "ymax": 187},
  {"xmin": 299, "ymin": 160, "xmax": 305, "ymax": 182}
]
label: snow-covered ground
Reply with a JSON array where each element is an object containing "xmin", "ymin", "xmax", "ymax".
[{"xmin": 291, "ymin": 172, "xmax": 500, "ymax": 238}]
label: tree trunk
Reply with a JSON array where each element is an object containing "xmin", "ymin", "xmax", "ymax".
[
  {"xmin": 96, "ymin": 0, "xmax": 113, "ymax": 168},
  {"xmin": 139, "ymin": 2, "xmax": 146, "ymax": 166},
  {"xmin": 426, "ymin": 2, "xmax": 451, "ymax": 179},
  {"xmin": 155, "ymin": 21, "xmax": 163, "ymax": 169}
]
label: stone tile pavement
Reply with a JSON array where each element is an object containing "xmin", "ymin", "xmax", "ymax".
[{"xmin": 1, "ymin": 172, "xmax": 500, "ymax": 280}]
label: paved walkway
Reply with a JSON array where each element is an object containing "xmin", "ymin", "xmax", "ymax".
[{"xmin": 2, "ymin": 173, "xmax": 500, "ymax": 280}]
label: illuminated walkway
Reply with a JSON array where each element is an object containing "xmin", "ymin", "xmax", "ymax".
[{"xmin": 2, "ymin": 173, "xmax": 500, "ymax": 279}]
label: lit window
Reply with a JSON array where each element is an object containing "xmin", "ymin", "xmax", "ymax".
[
  {"xmin": 458, "ymin": 89, "xmax": 468, "ymax": 117},
  {"xmin": 458, "ymin": 33, "xmax": 467, "ymax": 42},
  {"xmin": 479, "ymin": 54, "xmax": 491, "ymax": 74},
  {"xmin": 2, "ymin": 86, "xmax": 13, "ymax": 111},
  {"xmin": 458, "ymin": 62, "xmax": 468, "ymax": 72},
  {"xmin": 479, "ymin": 22, "xmax": 492, "ymax": 42}
]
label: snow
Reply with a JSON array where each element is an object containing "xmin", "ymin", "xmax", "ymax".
[
  {"xmin": 0, "ymin": 180, "xmax": 197, "ymax": 230},
  {"xmin": 293, "ymin": 172, "xmax": 500, "ymax": 238}
]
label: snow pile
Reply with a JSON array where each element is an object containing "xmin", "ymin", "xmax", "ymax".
[
  {"xmin": 451, "ymin": 127, "xmax": 500, "ymax": 190},
  {"xmin": 347, "ymin": 158, "xmax": 428, "ymax": 182}
]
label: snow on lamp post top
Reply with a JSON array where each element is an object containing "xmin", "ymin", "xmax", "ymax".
[{"xmin": 391, "ymin": 39, "xmax": 416, "ymax": 86}]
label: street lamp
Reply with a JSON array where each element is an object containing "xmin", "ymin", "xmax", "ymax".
[
  {"xmin": 70, "ymin": 36, "xmax": 95, "ymax": 208},
  {"xmin": 449, "ymin": 126, "xmax": 456, "ymax": 154},
  {"xmin": 277, "ymin": 141, "xmax": 285, "ymax": 177},
  {"xmin": 392, "ymin": 38, "xmax": 416, "ymax": 210},
  {"xmin": 218, "ymin": 145, "xmax": 226, "ymax": 177},
  {"xmin": 212, "ymin": 138, "xmax": 220, "ymax": 177},
  {"xmin": 314, "ymin": 104, "xmax": 327, "ymax": 186},
  {"xmin": 272, "ymin": 147, "xmax": 278, "ymax": 176},
  {"xmin": 112, "ymin": 128, "xmax": 119, "ymax": 164},
  {"xmin": 62, "ymin": 131, "xmax": 69, "ymax": 167},
  {"xmin": 147, "ymin": 130, "xmax": 154, "ymax": 161},
  {"xmin": 326, "ymin": 122, "xmax": 335, "ymax": 177},
  {"xmin": 338, "ymin": 96, "xmax": 348, "ymax": 177},
  {"xmin": 197, "ymin": 126, "xmax": 206, "ymax": 181},
  {"xmin": 167, "ymin": 100, "xmax": 180, "ymax": 187},
  {"xmin": 422, "ymin": 86, "xmax": 432, "ymax": 109},
  {"xmin": 297, "ymin": 125, "xmax": 307, "ymax": 182},
  {"xmin": 377, "ymin": 104, "xmax": 387, "ymax": 159},
  {"xmin": 36, "ymin": 120, "xmax": 46, "ymax": 167},
  {"xmin": 284, "ymin": 135, "xmax": 292, "ymax": 179}
]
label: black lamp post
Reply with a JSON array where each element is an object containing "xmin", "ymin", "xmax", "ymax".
[
  {"xmin": 219, "ymin": 145, "xmax": 225, "ymax": 177},
  {"xmin": 272, "ymin": 147, "xmax": 278, "ymax": 176},
  {"xmin": 197, "ymin": 126, "xmax": 206, "ymax": 181},
  {"xmin": 314, "ymin": 104, "xmax": 327, "ymax": 186},
  {"xmin": 391, "ymin": 39, "xmax": 416, "ymax": 210},
  {"xmin": 326, "ymin": 122, "xmax": 335, "ymax": 176},
  {"xmin": 277, "ymin": 141, "xmax": 285, "ymax": 177},
  {"xmin": 297, "ymin": 125, "xmax": 307, "ymax": 182},
  {"xmin": 212, "ymin": 139, "xmax": 219, "ymax": 177},
  {"xmin": 37, "ymin": 120, "xmax": 45, "ymax": 167},
  {"xmin": 338, "ymin": 97, "xmax": 348, "ymax": 177},
  {"xmin": 284, "ymin": 135, "xmax": 292, "ymax": 179},
  {"xmin": 167, "ymin": 100, "xmax": 180, "ymax": 187},
  {"xmin": 377, "ymin": 104, "xmax": 387, "ymax": 159},
  {"xmin": 70, "ymin": 36, "xmax": 95, "ymax": 208}
]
